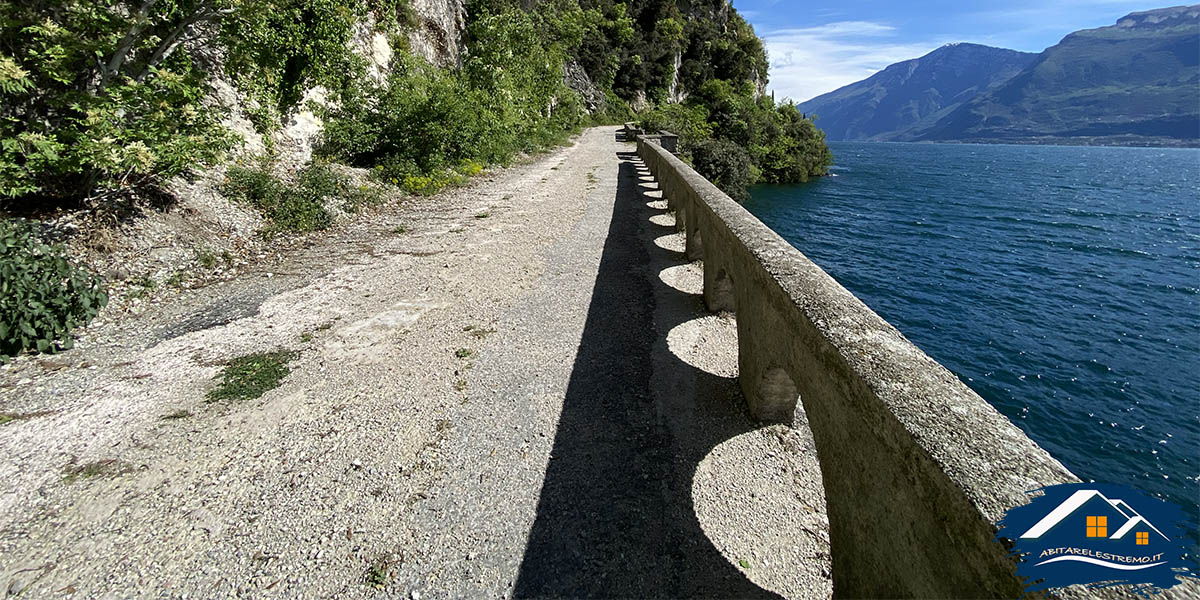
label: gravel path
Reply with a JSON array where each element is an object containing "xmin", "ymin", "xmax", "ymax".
[{"xmin": 0, "ymin": 127, "xmax": 831, "ymax": 599}]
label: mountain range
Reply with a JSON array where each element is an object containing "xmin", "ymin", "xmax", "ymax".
[{"xmin": 796, "ymin": 5, "xmax": 1200, "ymax": 146}]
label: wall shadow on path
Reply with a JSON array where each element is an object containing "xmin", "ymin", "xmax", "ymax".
[{"xmin": 512, "ymin": 152, "xmax": 779, "ymax": 598}]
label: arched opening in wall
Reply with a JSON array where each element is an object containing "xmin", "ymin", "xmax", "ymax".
[
  {"xmin": 756, "ymin": 367, "xmax": 799, "ymax": 424},
  {"xmin": 708, "ymin": 268, "xmax": 736, "ymax": 313}
]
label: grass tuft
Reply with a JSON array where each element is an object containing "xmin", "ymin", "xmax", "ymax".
[
  {"xmin": 206, "ymin": 350, "xmax": 297, "ymax": 403},
  {"xmin": 63, "ymin": 458, "xmax": 134, "ymax": 483},
  {"xmin": 0, "ymin": 409, "xmax": 58, "ymax": 425},
  {"xmin": 365, "ymin": 555, "xmax": 398, "ymax": 589}
]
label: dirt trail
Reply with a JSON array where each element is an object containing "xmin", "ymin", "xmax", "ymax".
[{"xmin": 0, "ymin": 127, "xmax": 830, "ymax": 599}]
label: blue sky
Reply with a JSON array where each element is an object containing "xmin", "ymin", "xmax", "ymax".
[{"xmin": 731, "ymin": 0, "xmax": 1181, "ymax": 102}]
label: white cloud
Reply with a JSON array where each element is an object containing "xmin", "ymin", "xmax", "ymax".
[{"xmin": 760, "ymin": 21, "xmax": 951, "ymax": 104}]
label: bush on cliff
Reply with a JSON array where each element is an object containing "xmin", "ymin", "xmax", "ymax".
[
  {"xmin": 755, "ymin": 103, "xmax": 834, "ymax": 184},
  {"xmin": 638, "ymin": 81, "xmax": 833, "ymax": 199},
  {"xmin": 638, "ymin": 103, "xmax": 713, "ymax": 152},
  {"xmin": 319, "ymin": 7, "xmax": 585, "ymax": 193},
  {"xmin": 0, "ymin": 0, "xmax": 405, "ymax": 210},
  {"xmin": 0, "ymin": 219, "xmax": 107, "ymax": 359},
  {"xmin": 220, "ymin": 162, "xmax": 379, "ymax": 233},
  {"xmin": 689, "ymin": 139, "xmax": 753, "ymax": 203}
]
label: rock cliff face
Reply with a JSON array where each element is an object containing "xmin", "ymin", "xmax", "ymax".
[
  {"xmin": 563, "ymin": 60, "xmax": 607, "ymax": 113},
  {"xmin": 406, "ymin": 0, "xmax": 467, "ymax": 67},
  {"xmin": 216, "ymin": 0, "xmax": 467, "ymax": 172}
]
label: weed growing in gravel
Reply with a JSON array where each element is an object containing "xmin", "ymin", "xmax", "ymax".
[
  {"xmin": 469, "ymin": 327, "xmax": 495, "ymax": 339},
  {"xmin": 364, "ymin": 555, "xmax": 397, "ymax": 589},
  {"xmin": 0, "ymin": 410, "xmax": 57, "ymax": 425},
  {"xmin": 739, "ymin": 559, "xmax": 751, "ymax": 569},
  {"xmin": 206, "ymin": 350, "xmax": 297, "ymax": 403},
  {"xmin": 300, "ymin": 332, "xmax": 313, "ymax": 343},
  {"xmin": 196, "ymin": 249, "xmax": 219, "ymax": 269},
  {"xmin": 162, "ymin": 409, "xmax": 192, "ymax": 420},
  {"xmin": 166, "ymin": 271, "xmax": 187, "ymax": 289},
  {"xmin": 454, "ymin": 379, "xmax": 467, "ymax": 392},
  {"xmin": 474, "ymin": 211, "xmax": 490, "ymax": 219},
  {"xmin": 62, "ymin": 458, "xmax": 133, "ymax": 483},
  {"xmin": 391, "ymin": 224, "xmax": 409, "ymax": 234},
  {"xmin": 130, "ymin": 276, "xmax": 157, "ymax": 299},
  {"xmin": 454, "ymin": 348, "xmax": 474, "ymax": 359}
]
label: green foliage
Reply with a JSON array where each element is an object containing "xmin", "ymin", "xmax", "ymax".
[
  {"xmin": 0, "ymin": 219, "xmax": 107, "ymax": 359},
  {"xmin": 756, "ymin": 103, "xmax": 834, "ymax": 184},
  {"xmin": 0, "ymin": 0, "xmax": 408, "ymax": 208},
  {"xmin": 0, "ymin": 0, "xmax": 237, "ymax": 203},
  {"xmin": 220, "ymin": 0, "xmax": 373, "ymax": 128},
  {"xmin": 690, "ymin": 139, "xmax": 753, "ymax": 203},
  {"xmin": 206, "ymin": 349, "xmax": 297, "ymax": 402},
  {"xmin": 566, "ymin": 0, "xmax": 831, "ymax": 195},
  {"xmin": 639, "ymin": 103, "xmax": 712, "ymax": 151},
  {"xmin": 220, "ymin": 163, "xmax": 352, "ymax": 232},
  {"xmin": 321, "ymin": 6, "xmax": 585, "ymax": 195}
]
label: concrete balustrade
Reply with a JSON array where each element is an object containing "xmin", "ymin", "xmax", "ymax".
[{"xmin": 636, "ymin": 136, "xmax": 1082, "ymax": 598}]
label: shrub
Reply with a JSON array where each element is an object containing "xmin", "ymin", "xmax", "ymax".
[
  {"xmin": 0, "ymin": 0, "xmax": 406, "ymax": 210},
  {"xmin": 0, "ymin": 219, "xmax": 107, "ymax": 359},
  {"xmin": 0, "ymin": 1, "xmax": 237, "ymax": 205},
  {"xmin": 221, "ymin": 164, "xmax": 341, "ymax": 232},
  {"xmin": 639, "ymin": 103, "xmax": 713, "ymax": 152},
  {"xmin": 296, "ymin": 163, "xmax": 382, "ymax": 212},
  {"xmin": 690, "ymin": 139, "xmax": 754, "ymax": 203},
  {"xmin": 756, "ymin": 103, "xmax": 834, "ymax": 183},
  {"xmin": 319, "ymin": 7, "xmax": 586, "ymax": 190}
]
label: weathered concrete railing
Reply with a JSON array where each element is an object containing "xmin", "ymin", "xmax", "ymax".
[
  {"xmin": 636, "ymin": 137, "xmax": 1080, "ymax": 598},
  {"xmin": 640, "ymin": 130, "xmax": 679, "ymax": 154}
]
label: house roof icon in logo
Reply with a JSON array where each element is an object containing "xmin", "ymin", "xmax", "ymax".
[{"xmin": 1020, "ymin": 489, "xmax": 1170, "ymax": 541}]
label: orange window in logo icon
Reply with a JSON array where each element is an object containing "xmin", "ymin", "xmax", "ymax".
[
  {"xmin": 1136, "ymin": 531, "xmax": 1149, "ymax": 545},
  {"xmin": 1086, "ymin": 516, "xmax": 1108, "ymax": 538}
]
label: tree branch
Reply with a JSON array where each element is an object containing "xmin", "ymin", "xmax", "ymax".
[
  {"xmin": 134, "ymin": 4, "xmax": 231, "ymax": 82},
  {"xmin": 100, "ymin": 0, "xmax": 159, "ymax": 89}
]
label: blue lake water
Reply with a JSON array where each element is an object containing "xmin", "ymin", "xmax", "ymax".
[{"xmin": 744, "ymin": 141, "xmax": 1199, "ymax": 527}]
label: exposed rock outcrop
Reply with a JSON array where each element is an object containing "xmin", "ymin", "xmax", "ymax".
[
  {"xmin": 563, "ymin": 60, "xmax": 606, "ymax": 113},
  {"xmin": 406, "ymin": 0, "xmax": 467, "ymax": 67}
]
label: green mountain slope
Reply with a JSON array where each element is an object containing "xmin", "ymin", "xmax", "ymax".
[
  {"xmin": 903, "ymin": 5, "xmax": 1200, "ymax": 146},
  {"xmin": 795, "ymin": 43, "xmax": 1037, "ymax": 141}
]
